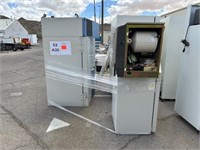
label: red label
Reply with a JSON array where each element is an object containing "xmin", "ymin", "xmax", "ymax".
[{"xmin": 61, "ymin": 45, "xmax": 67, "ymax": 50}]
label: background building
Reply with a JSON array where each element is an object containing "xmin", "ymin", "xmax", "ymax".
[{"xmin": 0, "ymin": 19, "xmax": 28, "ymax": 38}]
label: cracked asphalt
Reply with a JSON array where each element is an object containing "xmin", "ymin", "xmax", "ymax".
[{"xmin": 0, "ymin": 44, "xmax": 199, "ymax": 150}]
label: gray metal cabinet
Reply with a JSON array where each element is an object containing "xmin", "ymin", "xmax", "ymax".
[
  {"xmin": 43, "ymin": 37, "xmax": 95, "ymax": 106},
  {"xmin": 112, "ymin": 77, "xmax": 160, "ymax": 134},
  {"xmin": 42, "ymin": 18, "xmax": 96, "ymax": 106}
]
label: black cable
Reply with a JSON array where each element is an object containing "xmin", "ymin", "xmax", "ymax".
[{"xmin": 181, "ymin": 24, "xmax": 190, "ymax": 53}]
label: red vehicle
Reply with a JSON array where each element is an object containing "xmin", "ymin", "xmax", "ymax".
[{"xmin": 22, "ymin": 38, "xmax": 31, "ymax": 47}]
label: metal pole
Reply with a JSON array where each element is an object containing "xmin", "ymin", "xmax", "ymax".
[
  {"xmin": 101, "ymin": 0, "xmax": 104, "ymax": 44},
  {"xmin": 99, "ymin": 5, "xmax": 101, "ymax": 25},
  {"xmin": 94, "ymin": 0, "xmax": 96, "ymax": 22}
]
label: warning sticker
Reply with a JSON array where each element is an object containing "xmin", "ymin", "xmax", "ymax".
[{"xmin": 50, "ymin": 41, "xmax": 71, "ymax": 55}]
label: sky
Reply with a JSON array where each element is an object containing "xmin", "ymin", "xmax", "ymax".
[{"xmin": 0, "ymin": 0, "xmax": 200, "ymax": 23}]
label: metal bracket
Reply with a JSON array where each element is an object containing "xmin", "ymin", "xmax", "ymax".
[
  {"xmin": 81, "ymin": 92, "xmax": 88, "ymax": 105},
  {"xmin": 79, "ymin": 37, "xmax": 84, "ymax": 52}
]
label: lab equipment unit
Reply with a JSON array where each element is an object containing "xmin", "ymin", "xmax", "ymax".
[
  {"xmin": 110, "ymin": 16, "xmax": 161, "ymax": 76},
  {"xmin": 114, "ymin": 23, "xmax": 164, "ymax": 78},
  {"xmin": 41, "ymin": 18, "xmax": 99, "ymax": 107},
  {"xmin": 160, "ymin": 16, "xmax": 185, "ymax": 100},
  {"xmin": 111, "ymin": 16, "xmax": 164, "ymax": 134},
  {"xmin": 175, "ymin": 5, "xmax": 200, "ymax": 131}
]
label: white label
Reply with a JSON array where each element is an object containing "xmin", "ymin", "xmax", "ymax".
[
  {"xmin": 50, "ymin": 41, "xmax": 71, "ymax": 55},
  {"xmin": 148, "ymin": 82, "xmax": 155, "ymax": 91}
]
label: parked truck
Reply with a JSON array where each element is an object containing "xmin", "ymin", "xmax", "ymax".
[{"xmin": 0, "ymin": 37, "xmax": 31, "ymax": 51}]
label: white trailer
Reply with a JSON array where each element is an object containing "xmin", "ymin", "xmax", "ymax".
[{"xmin": 28, "ymin": 34, "xmax": 38, "ymax": 45}]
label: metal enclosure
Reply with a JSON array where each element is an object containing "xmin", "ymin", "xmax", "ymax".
[
  {"xmin": 110, "ymin": 16, "xmax": 160, "ymax": 76},
  {"xmin": 42, "ymin": 18, "xmax": 96, "ymax": 106},
  {"xmin": 175, "ymin": 25, "xmax": 200, "ymax": 131},
  {"xmin": 112, "ymin": 77, "xmax": 161, "ymax": 134},
  {"xmin": 111, "ymin": 16, "xmax": 163, "ymax": 134},
  {"xmin": 175, "ymin": 5, "xmax": 200, "ymax": 131},
  {"xmin": 42, "ymin": 18, "xmax": 99, "ymax": 38},
  {"xmin": 160, "ymin": 16, "xmax": 185, "ymax": 100},
  {"xmin": 114, "ymin": 23, "xmax": 164, "ymax": 78}
]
